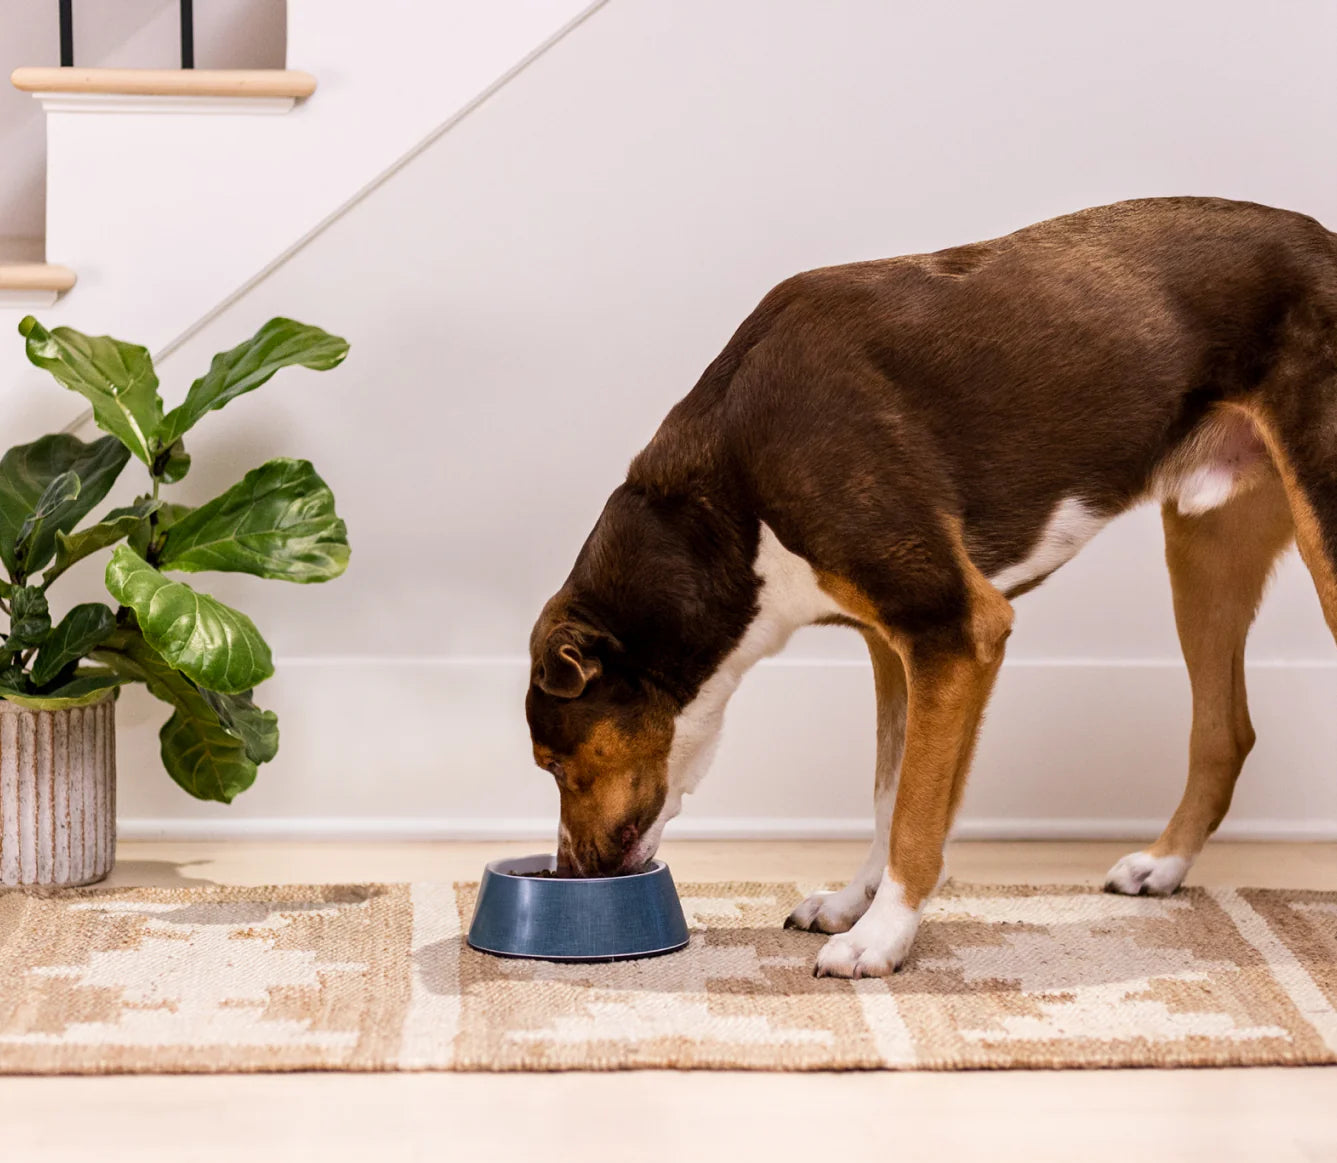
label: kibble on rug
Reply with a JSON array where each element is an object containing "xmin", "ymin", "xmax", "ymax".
[{"xmin": 1, "ymin": 881, "xmax": 1335, "ymax": 1073}]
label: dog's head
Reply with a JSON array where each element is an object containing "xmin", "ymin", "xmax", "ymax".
[
  {"xmin": 525, "ymin": 480, "xmax": 762, "ymax": 876},
  {"xmin": 525, "ymin": 598, "xmax": 676, "ymax": 876}
]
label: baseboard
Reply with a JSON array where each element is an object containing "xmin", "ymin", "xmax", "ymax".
[
  {"xmin": 110, "ymin": 657, "xmax": 1337, "ymax": 840},
  {"xmin": 115, "ymin": 815, "xmax": 1337, "ymax": 843}
]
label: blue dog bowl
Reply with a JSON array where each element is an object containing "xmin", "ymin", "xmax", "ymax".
[{"xmin": 466, "ymin": 853, "xmax": 690, "ymax": 962}]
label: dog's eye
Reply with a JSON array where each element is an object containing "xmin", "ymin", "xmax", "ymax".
[{"xmin": 545, "ymin": 760, "xmax": 566, "ymax": 782}]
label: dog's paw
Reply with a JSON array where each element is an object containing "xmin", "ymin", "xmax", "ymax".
[
  {"xmin": 812, "ymin": 874, "xmax": 922, "ymax": 978},
  {"xmin": 813, "ymin": 931, "xmax": 902, "ymax": 978},
  {"xmin": 785, "ymin": 884, "xmax": 874, "ymax": 934},
  {"xmin": 1104, "ymin": 851, "xmax": 1189, "ymax": 897}
]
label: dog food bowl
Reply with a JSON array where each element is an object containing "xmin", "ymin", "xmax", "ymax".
[{"xmin": 465, "ymin": 853, "xmax": 690, "ymax": 962}]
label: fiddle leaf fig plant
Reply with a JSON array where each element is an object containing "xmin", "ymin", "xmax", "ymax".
[{"xmin": 0, "ymin": 315, "xmax": 350, "ymax": 802}]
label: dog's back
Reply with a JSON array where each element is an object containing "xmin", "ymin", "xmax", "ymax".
[{"xmin": 633, "ymin": 196, "xmax": 1337, "ymax": 581}]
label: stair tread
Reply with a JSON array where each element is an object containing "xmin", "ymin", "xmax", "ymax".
[
  {"xmin": 0, "ymin": 263, "xmax": 77, "ymax": 292},
  {"xmin": 11, "ymin": 68, "xmax": 316, "ymax": 100}
]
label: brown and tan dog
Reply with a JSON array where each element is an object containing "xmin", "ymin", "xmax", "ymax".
[{"xmin": 525, "ymin": 197, "xmax": 1337, "ymax": 977}]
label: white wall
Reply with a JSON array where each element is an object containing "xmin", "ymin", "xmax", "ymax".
[{"xmin": 20, "ymin": 0, "xmax": 1337, "ymax": 839}]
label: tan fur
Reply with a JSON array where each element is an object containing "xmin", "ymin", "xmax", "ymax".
[
  {"xmin": 814, "ymin": 572, "xmax": 882, "ymax": 629},
  {"xmin": 863, "ymin": 629, "xmax": 908, "ymax": 818},
  {"xmin": 890, "ymin": 647, "xmax": 1006, "ymax": 906},
  {"xmin": 1148, "ymin": 477, "xmax": 1294, "ymax": 862},
  {"xmin": 1235, "ymin": 404, "xmax": 1337, "ymax": 638},
  {"xmin": 569, "ymin": 717, "xmax": 669, "ymax": 790},
  {"xmin": 891, "ymin": 566, "xmax": 1012, "ymax": 908},
  {"xmin": 546, "ymin": 715, "xmax": 674, "ymax": 874},
  {"xmin": 819, "ymin": 524, "xmax": 1014, "ymax": 909},
  {"xmin": 951, "ymin": 517, "xmax": 1016, "ymax": 666}
]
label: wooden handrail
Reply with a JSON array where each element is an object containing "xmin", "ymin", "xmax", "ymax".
[
  {"xmin": 0, "ymin": 263, "xmax": 77, "ymax": 293},
  {"xmin": 11, "ymin": 68, "xmax": 317, "ymax": 99}
]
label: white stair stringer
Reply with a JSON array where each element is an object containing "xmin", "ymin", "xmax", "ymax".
[{"xmin": 2, "ymin": 0, "xmax": 606, "ymax": 435}]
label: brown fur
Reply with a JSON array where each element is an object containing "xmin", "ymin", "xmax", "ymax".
[{"xmin": 526, "ymin": 196, "xmax": 1337, "ymax": 910}]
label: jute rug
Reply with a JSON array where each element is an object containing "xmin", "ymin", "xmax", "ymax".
[{"xmin": 2, "ymin": 880, "xmax": 1336, "ymax": 1073}]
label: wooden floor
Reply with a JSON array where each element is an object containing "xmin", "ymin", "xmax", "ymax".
[{"xmin": 5, "ymin": 839, "xmax": 1337, "ymax": 1162}]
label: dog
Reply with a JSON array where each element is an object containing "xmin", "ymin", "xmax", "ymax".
[{"xmin": 524, "ymin": 196, "xmax": 1337, "ymax": 978}]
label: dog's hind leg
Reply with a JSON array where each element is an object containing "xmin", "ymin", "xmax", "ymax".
[
  {"xmin": 1106, "ymin": 476, "xmax": 1293, "ymax": 896},
  {"xmin": 1244, "ymin": 393, "xmax": 1337, "ymax": 643},
  {"xmin": 786, "ymin": 632, "xmax": 907, "ymax": 933}
]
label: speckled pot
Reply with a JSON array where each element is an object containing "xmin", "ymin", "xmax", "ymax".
[{"xmin": 0, "ymin": 692, "xmax": 116, "ymax": 887}]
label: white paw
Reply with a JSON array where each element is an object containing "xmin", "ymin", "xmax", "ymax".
[
  {"xmin": 1104, "ymin": 851, "xmax": 1189, "ymax": 897},
  {"xmin": 785, "ymin": 884, "xmax": 875, "ymax": 934},
  {"xmin": 813, "ymin": 874, "xmax": 922, "ymax": 978}
]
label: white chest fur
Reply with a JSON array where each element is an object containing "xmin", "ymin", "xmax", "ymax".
[
  {"xmin": 631, "ymin": 524, "xmax": 840, "ymax": 860},
  {"xmin": 666, "ymin": 523, "xmax": 841, "ymax": 795}
]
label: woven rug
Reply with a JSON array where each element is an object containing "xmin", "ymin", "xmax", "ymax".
[{"xmin": 2, "ymin": 880, "xmax": 1336, "ymax": 1073}]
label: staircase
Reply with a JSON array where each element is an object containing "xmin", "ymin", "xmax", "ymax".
[
  {"xmin": 0, "ymin": 261, "xmax": 76, "ymax": 309},
  {"xmin": 1, "ymin": 0, "xmax": 603, "ymax": 433},
  {"xmin": 1, "ymin": 66, "xmax": 315, "ymax": 308}
]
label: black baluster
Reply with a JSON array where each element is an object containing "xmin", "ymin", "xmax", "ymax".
[
  {"xmin": 58, "ymin": 0, "xmax": 74, "ymax": 67},
  {"xmin": 180, "ymin": 0, "xmax": 194, "ymax": 69}
]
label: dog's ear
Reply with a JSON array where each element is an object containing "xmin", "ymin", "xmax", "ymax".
[{"xmin": 534, "ymin": 622, "xmax": 608, "ymax": 699}]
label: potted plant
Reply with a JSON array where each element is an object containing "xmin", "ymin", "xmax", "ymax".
[{"xmin": 0, "ymin": 316, "xmax": 349, "ymax": 886}]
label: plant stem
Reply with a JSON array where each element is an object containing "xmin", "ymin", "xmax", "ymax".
[{"xmin": 146, "ymin": 458, "xmax": 163, "ymax": 565}]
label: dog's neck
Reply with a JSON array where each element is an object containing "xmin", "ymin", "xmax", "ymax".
[
  {"xmin": 564, "ymin": 450, "xmax": 763, "ymax": 707},
  {"xmin": 564, "ymin": 376, "xmax": 849, "ymax": 853},
  {"xmin": 626, "ymin": 520, "xmax": 846, "ymax": 859}
]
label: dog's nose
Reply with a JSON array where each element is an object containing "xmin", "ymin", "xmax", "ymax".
[{"xmin": 619, "ymin": 823, "xmax": 639, "ymax": 851}]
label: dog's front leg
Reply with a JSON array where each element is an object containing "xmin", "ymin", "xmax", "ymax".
[
  {"xmin": 815, "ymin": 611, "xmax": 1009, "ymax": 977},
  {"xmin": 787, "ymin": 631, "xmax": 906, "ymax": 934}
]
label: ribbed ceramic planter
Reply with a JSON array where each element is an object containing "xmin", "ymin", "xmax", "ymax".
[{"xmin": 0, "ymin": 692, "xmax": 116, "ymax": 887}]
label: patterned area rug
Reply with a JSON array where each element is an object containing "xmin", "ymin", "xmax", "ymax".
[{"xmin": 2, "ymin": 880, "xmax": 1336, "ymax": 1073}]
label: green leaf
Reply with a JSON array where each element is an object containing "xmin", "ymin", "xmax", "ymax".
[
  {"xmin": 104, "ymin": 544, "xmax": 273, "ymax": 693},
  {"xmin": 155, "ymin": 440, "xmax": 192, "ymax": 484},
  {"xmin": 158, "ymin": 318, "xmax": 348, "ymax": 446},
  {"xmin": 95, "ymin": 630, "xmax": 257, "ymax": 802},
  {"xmin": 0, "ymin": 434, "xmax": 131, "ymax": 576},
  {"xmin": 94, "ymin": 626, "xmax": 201, "ymax": 709},
  {"xmin": 0, "ymin": 578, "xmax": 11, "ymax": 600},
  {"xmin": 30, "ymin": 602, "xmax": 116, "ymax": 686},
  {"xmin": 1, "ymin": 672, "xmax": 121, "ymax": 710},
  {"xmin": 158, "ymin": 458, "xmax": 350, "ymax": 583},
  {"xmin": 5, "ymin": 586, "xmax": 51, "ymax": 653},
  {"xmin": 200, "ymin": 688, "xmax": 279, "ymax": 765},
  {"xmin": 15, "ymin": 469, "xmax": 79, "ymax": 571},
  {"xmin": 159, "ymin": 708, "xmax": 258, "ymax": 802},
  {"xmin": 26, "ymin": 470, "xmax": 80, "ymax": 519},
  {"xmin": 93, "ymin": 628, "xmax": 170, "ymax": 694},
  {"xmin": 19, "ymin": 317, "xmax": 163, "ymax": 465},
  {"xmin": 0, "ymin": 666, "xmax": 30, "ymax": 697},
  {"xmin": 47, "ymin": 498, "xmax": 162, "ymax": 585},
  {"xmin": 128, "ymin": 501, "xmax": 192, "ymax": 559}
]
